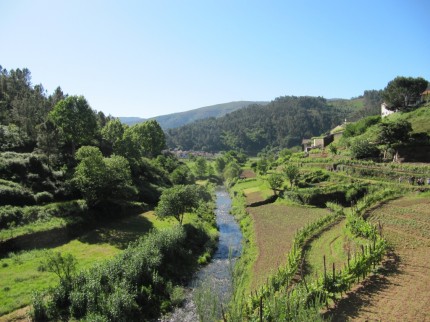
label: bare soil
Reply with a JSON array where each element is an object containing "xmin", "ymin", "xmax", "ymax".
[
  {"xmin": 327, "ymin": 195, "xmax": 430, "ymax": 322},
  {"xmin": 247, "ymin": 204, "xmax": 327, "ymax": 290}
]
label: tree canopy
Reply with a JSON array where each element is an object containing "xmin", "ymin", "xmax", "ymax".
[
  {"xmin": 155, "ymin": 185, "xmax": 202, "ymax": 225},
  {"xmin": 382, "ymin": 76, "xmax": 428, "ymax": 111},
  {"xmin": 73, "ymin": 146, "xmax": 135, "ymax": 207},
  {"xmin": 49, "ymin": 96, "xmax": 98, "ymax": 154}
]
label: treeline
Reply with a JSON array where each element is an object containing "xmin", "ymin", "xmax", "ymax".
[
  {"xmin": 0, "ymin": 66, "xmax": 193, "ymax": 209},
  {"xmin": 166, "ymin": 96, "xmax": 361, "ymax": 155}
]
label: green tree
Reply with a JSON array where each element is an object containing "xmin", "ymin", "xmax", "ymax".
[
  {"xmin": 117, "ymin": 120, "xmax": 166, "ymax": 162},
  {"xmin": 155, "ymin": 185, "xmax": 201, "ymax": 225},
  {"xmin": 170, "ymin": 164, "xmax": 195, "ymax": 184},
  {"xmin": 73, "ymin": 146, "xmax": 134, "ymax": 206},
  {"xmin": 256, "ymin": 158, "xmax": 269, "ymax": 175},
  {"xmin": 214, "ymin": 156, "xmax": 226, "ymax": 174},
  {"xmin": 282, "ymin": 164, "xmax": 299, "ymax": 188},
  {"xmin": 223, "ymin": 161, "xmax": 241, "ymax": 181},
  {"xmin": 36, "ymin": 120, "xmax": 62, "ymax": 168},
  {"xmin": 194, "ymin": 157, "xmax": 207, "ymax": 179},
  {"xmin": 41, "ymin": 251, "xmax": 77, "ymax": 285},
  {"xmin": 137, "ymin": 120, "xmax": 166, "ymax": 158},
  {"xmin": 267, "ymin": 173, "xmax": 284, "ymax": 195},
  {"xmin": 101, "ymin": 119, "xmax": 127, "ymax": 153},
  {"xmin": 377, "ymin": 120, "xmax": 412, "ymax": 159},
  {"xmin": 382, "ymin": 76, "xmax": 428, "ymax": 111},
  {"xmin": 49, "ymin": 96, "xmax": 98, "ymax": 155}
]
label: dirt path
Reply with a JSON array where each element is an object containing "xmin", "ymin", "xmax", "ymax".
[{"xmin": 327, "ymin": 195, "xmax": 430, "ymax": 322}]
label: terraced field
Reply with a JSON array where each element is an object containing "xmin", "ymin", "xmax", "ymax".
[
  {"xmin": 246, "ymin": 203, "xmax": 328, "ymax": 289},
  {"xmin": 328, "ymin": 193, "xmax": 430, "ymax": 321}
]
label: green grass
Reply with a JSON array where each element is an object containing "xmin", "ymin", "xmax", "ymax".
[
  {"xmin": 304, "ymin": 219, "xmax": 367, "ymax": 280},
  {"xmin": 386, "ymin": 104, "xmax": 430, "ymax": 134},
  {"xmin": 0, "ymin": 216, "xmax": 83, "ymax": 241},
  {"xmin": 0, "ymin": 240, "xmax": 120, "ymax": 316},
  {"xmin": 0, "ymin": 210, "xmax": 184, "ymax": 316}
]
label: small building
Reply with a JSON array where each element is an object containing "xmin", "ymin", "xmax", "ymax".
[
  {"xmin": 302, "ymin": 134, "xmax": 334, "ymax": 152},
  {"xmin": 421, "ymin": 89, "xmax": 430, "ymax": 103},
  {"xmin": 381, "ymin": 102, "xmax": 396, "ymax": 118}
]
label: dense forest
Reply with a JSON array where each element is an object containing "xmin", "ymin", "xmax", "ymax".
[{"xmin": 166, "ymin": 94, "xmax": 382, "ymax": 155}]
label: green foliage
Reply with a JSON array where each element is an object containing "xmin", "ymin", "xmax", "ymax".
[
  {"xmin": 48, "ymin": 96, "xmax": 98, "ymax": 154},
  {"xmin": 40, "ymin": 252, "xmax": 77, "ymax": 285},
  {"xmin": 223, "ymin": 160, "xmax": 241, "ymax": 182},
  {"xmin": 350, "ymin": 139, "xmax": 379, "ymax": 159},
  {"xmin": 342, "ymin": 115, "xmax": 381, "ymax": 138},
  {"xmin": 377, "ymin": 119, "xmax": 412, "ymax": 146},
  {"xmin": 282, "ymin": 164, "xmax": 300, "ymax": 188},
  {"xmin": 382, "ymin": 76, "xmax": 428, "ymax": 111},
  {"xmin": 100, "ymin": 118, "xmax": 126, "ymax": 153},
  {"xmin": 117, "ymin": 120, "xmax": 165, "ymax": 161},
  {"xmin": 0, "ymin": 124, "xmax": 27, "ymax": 151},
  {"xmin": 256, "ymin": 158, "xmax": 269, "ymax": 175},
  {"xmin": 155, "ymin": 184, "xmax": 204, "ymax": 225},
  {"xmin": 73, "ymin": 146, "xmax": 135, "ymax": 207},
  {"xmin": 167, "ymin": 96, "xmax": 351, "ymax": 155},
  {"xmin": 31, "ymin": 225, "xmax": 214, "ymax": 321},
  {"xmin": 194, "ymin": 157, "xmax": 208, "ymax": 179},
  {"xmin": 267, "ymin": 173, "xmax": 284, "ymax": 194},
  {"xmin": 170, "ymin": 164, "xmax": 195, "ymax": 184}
]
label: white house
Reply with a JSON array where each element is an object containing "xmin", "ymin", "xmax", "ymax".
[{"xmin": 381, "ymin": 102, "xmax": 396, "ymax": 118}]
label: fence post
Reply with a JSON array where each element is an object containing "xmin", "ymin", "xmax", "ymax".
[
  {"xmin": 259, "ymin": 296, "xmax": 263, "ymax": 322},
  {"xmin": 323, "ymin": 255, "xmax": 327, "ymax": 284}
]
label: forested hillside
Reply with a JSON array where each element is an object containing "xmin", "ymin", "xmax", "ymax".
[
  {"xmin": 120, "ymin": 101, "xmax": 268, "ymax": 128},
  {"xmin": 166, "ymin": 96, "xmax": 376, "ymax": 155}
]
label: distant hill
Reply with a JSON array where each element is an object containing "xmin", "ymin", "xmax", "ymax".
[
  {"xmin": 118, "ymin": 116, "xmax": 146, "ymax": 125},
  {"xmin": 166, "ymin": 96, "xmax": 361, "ymax": 155},
  {"xmin": 119, "ymin": 101, "xmax": 268, "ymax": 129}
]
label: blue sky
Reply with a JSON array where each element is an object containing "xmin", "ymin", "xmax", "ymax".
[{"xmin": 1, "ymin": 0, "xmax": 429, "ymax": 118}]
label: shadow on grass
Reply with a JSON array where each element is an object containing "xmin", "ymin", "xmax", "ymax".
[
  {"xmin": 323, "ymin": 250, "xmax": 401, "ymax": 321},
  {"xmin": 78, "ymin": 214, "xmax": 154, "ymax": 249}
]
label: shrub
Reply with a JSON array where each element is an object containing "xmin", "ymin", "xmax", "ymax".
[
  {"xmin": 35, "ymin": 191, "xmax": 54, "ymax": 204},
  {"xmin": 0, "ymin": 185, "xmax": 35, "ymax": 206}
]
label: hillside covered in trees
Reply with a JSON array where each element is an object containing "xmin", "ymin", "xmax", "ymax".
[
  {"xmin": 166, "ymin": 94, "xmax": 382, "ymax": 155},
  {"xmin": 120, "ymin": 101, "xmax": 268, "ymax": 128}
]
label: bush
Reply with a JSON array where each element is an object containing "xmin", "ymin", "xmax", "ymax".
[
  {"xmin": 35, "ymin": 191, "xmax": 54, "ymax": 204},
  {"xmin": 32, "ymin": 225, "xmax": 212, "ymax": 321},
  {"xmin": 0, "ymin": 185, "xmax": 35, "ymax": 206},
  {"xmin": 350, "ymin": 139, "xmax": 380, "ymax": 159}
]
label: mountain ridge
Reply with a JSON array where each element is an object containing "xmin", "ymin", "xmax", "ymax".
[{"xmin": 118, "ymin": 101, "xmax": 268, "ymax": 129}]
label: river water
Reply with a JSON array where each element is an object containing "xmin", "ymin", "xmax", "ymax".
[{"xmin": 160, "ymin": 186, "xmax": 242, "ymax": 321}]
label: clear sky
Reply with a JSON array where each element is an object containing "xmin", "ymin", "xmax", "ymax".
[{"xmin": 1, "ymin": 0, "xmax": 429, "ymax": 118}]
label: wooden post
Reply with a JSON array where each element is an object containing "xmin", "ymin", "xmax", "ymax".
[
  {"xmin": 323, "ymin": 255, "xmax": 327, "ymax": 284},
  {"xmin": 259, "ymin": 296, "xmax": 263, "ymax": 322},
  {"xmin": 332, "ymin": 262, "xmax": 336, "ymax": 281}
]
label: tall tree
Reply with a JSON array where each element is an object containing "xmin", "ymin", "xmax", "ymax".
[
  {"xmin": 73, "ymin": 146, "xmax": 135, "ymax": 206},
  {"xmin": 49, "ymin": 96, "xmax": 98, "ymax": 155},
  {"xmin": 382, "ymin": 76, "xmax": 428, "ymax": 111}
]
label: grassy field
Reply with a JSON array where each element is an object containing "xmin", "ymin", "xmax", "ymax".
[
  {"xmin": 0, "ymin": 216, "xmax": 83, "ymax": 242},
  {"xmin": 0, "ymin": 210, "xmax": 179, "ymax": 316},
  {"xmin": 246, "ymin": 202, "xmax": 328, "ymax": 290},
  {"xmin": 231, "ymin": 176, "xmax": 274, "ymax": 205},
  {"xmin": 304, "ymin": 219, "xmax": 367, "ymax": 280}
]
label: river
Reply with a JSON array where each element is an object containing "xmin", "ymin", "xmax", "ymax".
[{"xmin": 160, "ymin": 186, "xmax": 242, "ymax": 321}]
